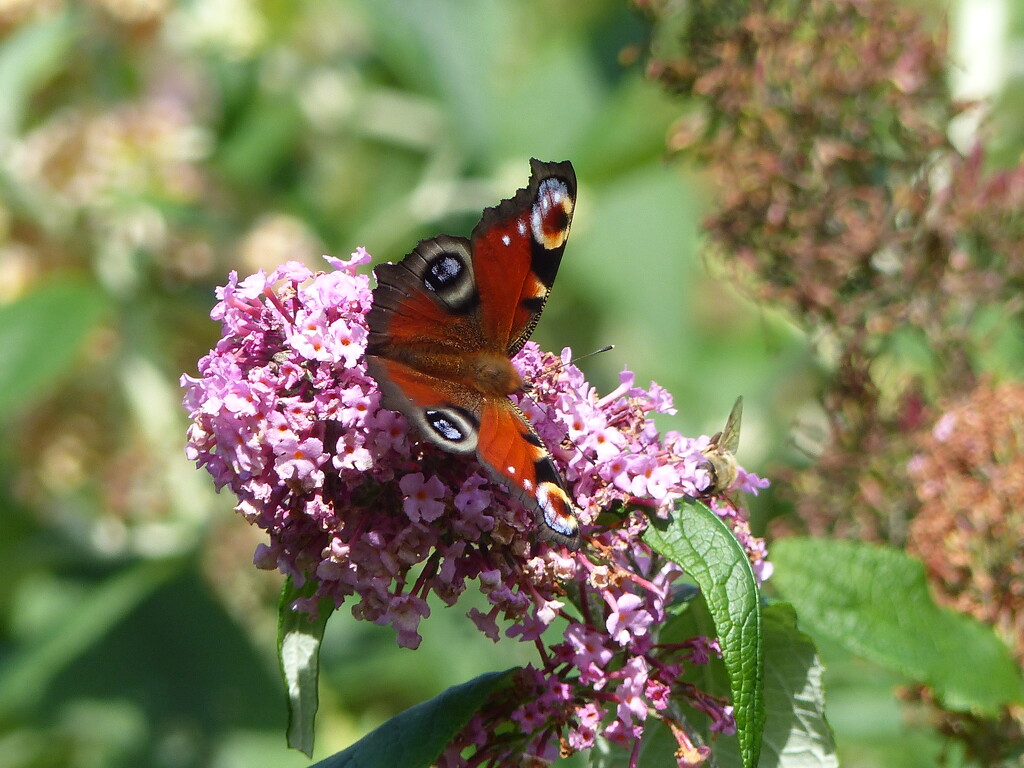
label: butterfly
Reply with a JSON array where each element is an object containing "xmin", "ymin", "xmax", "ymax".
[{"xmin": 365, "ymin": 159, "xmax": 581, "ymax": 550}]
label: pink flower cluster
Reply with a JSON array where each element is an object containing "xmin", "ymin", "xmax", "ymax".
[{"xmin": 181, "ymin": 251, "xmax": 769, "ymax": 765}]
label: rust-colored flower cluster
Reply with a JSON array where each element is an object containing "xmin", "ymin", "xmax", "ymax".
[
  {"xmin": 646, "ymin": 0, "xmax": 957, "ymax": 335},
  {"xmin": 906, "ymin": 381, "xmax": 1024, "ymax": 763},
  {"xmin": 908, "ymin": 380, "xmax": 1024, "ymax": 664}
]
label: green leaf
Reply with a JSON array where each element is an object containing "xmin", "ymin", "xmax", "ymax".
[
  {"xmin": 0, "ymin": 558, "xmax": 182, "ymax": 717},
  {"xmin": 645, "ymin": 499, "xmax": 765, "ymax": 768},
  {"xmin": 279, "ymin": 577, "xmax": 334, "ymax": 757},
  {"xmin": 715, "ymin": 603, "xmax": 838, "ymax": 768},
  {"xmin": 0, "ymin": 277, "xmax": 110, "ymax": 418},
  {"xmin": 216, "ymin": 93, "xmax": 304, "ymax": 189},
  {"xmin": 310, "ymin": 669, "xmax": 516, "ymax": 768},
  {"xmin": 770, "ymin": 538, "xmax": 1024, "ymax": 716},
  {"xmin": 0, "ymin": 9, "xmax": 76, "ymax": 139}
]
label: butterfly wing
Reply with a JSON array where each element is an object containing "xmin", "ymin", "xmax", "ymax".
[
  {"xmin": 366, "ymin": 235, "xmax": 480, "ymax": 362},
  {"xmin": 475, "ymin": 397, "xmax": 579, "ymax": 547},
  {"xmin": 363, "ymin": 357, "xmax": 582, "ymax": 548},
  {"xmin": 470, "ymin": 158, "xmax": 576, "ymax": 354}
]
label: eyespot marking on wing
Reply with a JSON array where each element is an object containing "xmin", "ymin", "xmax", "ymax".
[
  {"xmin": 531, "ymin": 177, "xmax": 574, "ymax": 251},
  {"xmin": 424, "ymin": 253, "xmax": 462, "ymax": 290},
  {"xmin": 420, "ymin": 406, "xmax": 479, "ymax": 454},
  {"xmin": 536, "ymin": 481, "xmax": 580, "ymax": 542},
  {"xmin": 418, "ymin": 246, "xmax": 477, "ymax": 313}
]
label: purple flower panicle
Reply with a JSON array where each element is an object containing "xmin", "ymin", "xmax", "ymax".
[{"xmin": 182, "ymin": 252, "xmax": 769, "ymax": 765}]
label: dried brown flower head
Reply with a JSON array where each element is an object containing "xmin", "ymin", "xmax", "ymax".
[{"xmin": 908, "ymin": 380, "xmax": 1024, "ymax": 664}]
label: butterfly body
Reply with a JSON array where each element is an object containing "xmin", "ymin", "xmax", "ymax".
[{"xmin": 365, "ymin": 159, "xmax": 580, "ymax": 549}]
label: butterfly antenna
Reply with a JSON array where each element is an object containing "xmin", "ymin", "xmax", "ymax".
[
  {"xmin": 557, "ymin": 344, "xmax": 614, "ymax": 371},
  {"xmin": 518, "ymin": 346, "xmax": 613, "ymax": 470},
  {"xmin": 522, "ymin": 345, "xmax": 614, "ymax": 393}
]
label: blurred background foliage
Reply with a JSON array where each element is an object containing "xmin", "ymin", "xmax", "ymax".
[{"xmin": 0, "ymin": 1, "xmax": 1020, "ymax": 767}]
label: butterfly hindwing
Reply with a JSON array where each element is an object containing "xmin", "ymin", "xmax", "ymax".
[
  {"xmin": 476, "ymin": 398, "xmax": 580, "ymax": 548},
  {"xmin": 365, "ymin": 159, "xmax": 581, "ymax": 549},
  {"xmin": 365, "ymin": 355, "xmax": 484, "ymax": 457}
]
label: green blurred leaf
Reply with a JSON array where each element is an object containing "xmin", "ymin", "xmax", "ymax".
[
  {"xmin": 645, "ymin": 499, "xmax": 765, "ymax": 768},
  {"xmin": 0, "ymin": 558, "xmax": 181, "ymax": 717},
  {"xmin": 310, "ymin": 669, "xmax": 515, "ymax": 768},
  {"xmin": 770, "ymin": 538, "xmax": 1024, "ymax": 716},
  {"xmin": 0, "ymin": 9, "xmax": 76, "ymax": 138},
  {"xmin": 50, "ymin": 564, "xmax": 283, "ymax": 709},
  {"xmin": 0, "ymin": 277, "xmax": 110, "ymax": 418},
  {"xmin": 716, "ymin": 602, "xmax": 838, "ymax": 768},
  {"xmin": 216, "ymin": 93, "xmax": 304, "ymax": 189},
  {"xmin": 279, "ymin": 577, "xmax": 333, "ymax": 758}
]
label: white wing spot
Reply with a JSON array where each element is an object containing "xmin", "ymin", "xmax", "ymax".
[
  {"xmin": 502, "ymin": 234, "xmax": 511, "ymax": 246},
  {"xmin": 537, "ymin": 483, "xmax": 553, "ymax": 513},
  {"xmin": 517, "ymin": 219, "xmax": 527, "ymax": 236},
  {"xmin": 507, "ymin": 465, "xmax": 516, "ymax": 475}
]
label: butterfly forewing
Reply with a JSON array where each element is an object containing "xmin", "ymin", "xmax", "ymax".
[
  {"xmin": 366, "ymin": 236, "xmax": 483, "ymax": 354},
  {"xmin": 471, "ymin": 159, "xmax": 577, "ymax": 354}
]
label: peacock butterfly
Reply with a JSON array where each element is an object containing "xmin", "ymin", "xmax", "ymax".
[{"xmin": 365, "ymin": 158, "xmax": 581, "ymax": 550}]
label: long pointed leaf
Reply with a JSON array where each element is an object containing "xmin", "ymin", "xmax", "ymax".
[{"xmin": 645, "ymin": 499, "xmax": 765, "ymax": 768}]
